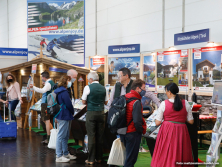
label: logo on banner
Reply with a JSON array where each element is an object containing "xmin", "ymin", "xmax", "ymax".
[
  {"xmin": 93, "ymin": 58, "xmax": 105, "ymax": 65},
  {"xmin": 158, "ymin": 55, "xmax": 164, "ymax": 61},
  {"xmin": 194, "ymin": 52, "xmax": 201, "ymax": 59},
  {"xmin": 181, "ymin": 50, "xmax": 188, "ymax": 57}
]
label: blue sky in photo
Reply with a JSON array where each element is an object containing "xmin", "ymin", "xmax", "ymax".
[
  {"xmin": 108, "ymin": 57, "xmax": 140, "ymax": 65},
  {"xmin": 192, "ymin": 50, "xmax": 222, "ymax": 74},
  {"xmin": 41, "ymin": 35, "xmax": 67, "ymax": 41},
  {"xmin": 157, "ymin": 54, "xmax": 180, "ymax": 66},
  {"xmin": 144, "ymin": 56, "xmax": 155, "ymax": 65},
  {"xmin": 28, "ymin": 0, "xmax": 83, "ymax": 6}
]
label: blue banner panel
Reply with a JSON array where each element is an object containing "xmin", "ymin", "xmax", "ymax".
[
  {"xmin": 108, "ymin": 44, "xmax": 140, "ymax": 54},
  {"xmin": 0, "ymin": 48, "xmax": 28, "ymax": 56},
  {"xmin": 174, "ymin": 29, "xmax": 209, "ymax": 45},
  {"xmin": 49, "ymin": 67, "xmax": 67, "ymax": 73}
]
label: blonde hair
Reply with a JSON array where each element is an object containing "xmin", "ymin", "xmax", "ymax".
[{"xmin": 58, "ymin": 75, "xmax": 71, "ymax": 88}]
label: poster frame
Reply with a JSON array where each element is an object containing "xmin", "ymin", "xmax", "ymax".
[{"xmin": 89, "ymin": 55, "xmax": 108, "ymax": 86}]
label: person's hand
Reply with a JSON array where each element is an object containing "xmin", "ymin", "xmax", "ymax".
[
  {"xmin": 55, "ymin": 118, "xmax": 58, "ymax": 123},
  {"xmin": 20, "ymin": 99, "xmax": 23, "ymax": 104},
  {"xmin": 29, "ymin": 84, "xmax": 33, "ymax": 88}
]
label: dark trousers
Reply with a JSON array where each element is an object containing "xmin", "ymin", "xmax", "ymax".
[
  {"xmin": 121, "ymin": 132, "xmax": 142, "ymax": 167},
  {"xmin": 9, "ymin": 100, "xmax": 19, "ymax": 121},
  {"xmin": 86, "ymin": 111, "xmax": 105, "ymax": 162}
]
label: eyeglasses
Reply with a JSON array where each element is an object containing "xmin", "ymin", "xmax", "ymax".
[{"xmin": 117, "ymin": 74, "xmax": 125, "ymax": 78}]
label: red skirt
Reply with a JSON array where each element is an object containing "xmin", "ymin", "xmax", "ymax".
[{"xmin": 151, "ymin": 121, "xmax": 194, "ymax": 167}]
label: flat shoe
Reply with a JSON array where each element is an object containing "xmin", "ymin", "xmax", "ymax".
[
  {"xmin": 95, "ymin": 160, "xmax": 102, "ymax": 163},
  {"xmin": 85, "ymin": 160, "xmax": 94, "ymax": 165}
]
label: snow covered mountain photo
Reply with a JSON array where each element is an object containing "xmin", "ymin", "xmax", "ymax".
[{"xmin": 49, "ymin": 1, "xmax": 77, "ymax": 10}]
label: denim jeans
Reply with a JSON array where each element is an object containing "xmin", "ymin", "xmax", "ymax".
[
  {"xmin": 56, "ymin": 119, "xmax": 70, "ymax": 157},
  {"xmin": 120, "ymin": 132, "xmax": 142, "ymax": 167},
  {"xmin": 9, "ymin": 100, "xmax": 19, "ymax": 121}
]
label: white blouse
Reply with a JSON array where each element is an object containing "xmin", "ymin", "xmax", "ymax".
[{"xmin": 155, "ymin": 98, "xmax": 194, "ymax": 122}]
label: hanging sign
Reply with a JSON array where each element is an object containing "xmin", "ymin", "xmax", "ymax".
[
  {"xmin": 32, "ymin": 64, "xmax": 37, "ymax": 74},
  {"xmin": 174, "ymin": 29, "xmax": 209, "ymax": 45},
  {"xmin": 78, "ymin": 76, "xmax": 84, "ymax": 82},
  {"xmin": 0, "ymin": 48, "xmax": 28, "ymax": 56},
  {"xmin": 108, "ymin": 44, "xmax": 140, "ymax": 54}
]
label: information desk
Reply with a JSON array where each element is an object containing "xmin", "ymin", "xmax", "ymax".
[
  {"xmin": 145, "ymin": 112, "xmax": 199, "ymax": 167},
  {"xmin": 70, "ymin": 108, "xmax": 116, "ymax": 150}
]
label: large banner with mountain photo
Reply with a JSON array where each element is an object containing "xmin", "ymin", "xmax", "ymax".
[{"xmin": 27, "ymin": 0, "xmax": 85, "ymax": 66}]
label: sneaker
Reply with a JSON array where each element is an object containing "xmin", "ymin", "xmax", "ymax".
[
  {"xmin": 64, "ymin": 154, "xmax": 77, "ymax": 160},
  {"xmin": 56, "ymin": 156, "xmax": 70, "ymax": 163}
]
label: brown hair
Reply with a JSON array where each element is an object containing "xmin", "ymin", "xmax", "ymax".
[
  {"xmin": 131, "ymin": 79, "xmax": 145, "ymax": 90},
  {"xmin": 5, "ymin": 73, "xmax": 16, "ymax": 87},
  {"xmin": 58, "ymin": 75, "xmax": 71, "ymax": 88}
]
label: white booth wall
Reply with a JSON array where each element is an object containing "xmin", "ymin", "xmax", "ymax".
[
  {"xmin": 1, "ymin": 0, "xmax": 222, "ymax": 68},
  {"xmin": 0, "ymin": 0, "xmax": 27, "ymax": 68}
]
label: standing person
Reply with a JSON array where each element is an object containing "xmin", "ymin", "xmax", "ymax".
[
  {"xmin": 120, "ymin": 79, "xmax": 147, "ymax": 167},
  {"xmin": 54, "ymin": 75, "xmax": 76, "ymax": 163},
  {"xmin": 108, "ymin": 67, "xmax": 160, "ymax": 167},
  {"xmin": 108, "ymin": 67, "xmax": 160, "ymax": 108},
  {"xmin": 63, "ymin": 18, "xmax": 66, "ymax": 26},
  {"xmin": 108, "ymin": 61, "xmax": 115, "ymax": 73},
  {"xmin": 67, "ymin": 69, "xmax": 78, "ymax": 100},
  {"xmin": 40, "ymin": 39, "xmax": 47, "ymax": 48},
  {"xmin": 82, "ymin": 72, "xmax": 108, "ymax": 165},
  {"xmin": 151, "ymin": 83, "xmax": 194, "ymax": 167},
  {"xmin": 30, "ymin": 71, "xmax": 54, "ymax": 144},
  {"xmin": 6, "ymin": 74, "xmax": 23, "ymax": 121}
]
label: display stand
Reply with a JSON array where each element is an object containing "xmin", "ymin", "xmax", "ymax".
[
  {"xmin": 23, "ymin": 74, "xmax": 37, "ymax": 131},
  {"xmin": 205, "ymin": 109, "xmax": 222, "ymax": 167}
]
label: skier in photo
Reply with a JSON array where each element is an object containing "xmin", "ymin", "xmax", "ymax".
[
  {"xmin": 46, "ymin": 38, "xmax": 67, "ymax": 63},
  {"xmin": 40, "ymin": 39, "xmax": 47, "ymax": 48}
]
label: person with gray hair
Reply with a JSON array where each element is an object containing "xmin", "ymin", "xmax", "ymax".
[
  {"xmin": 82, "ymin": 72, "xmax": 108, "ymax": 165},
  {"xmin": 67, "ymin": 69, "xmax": 78, "ymax": 100}
]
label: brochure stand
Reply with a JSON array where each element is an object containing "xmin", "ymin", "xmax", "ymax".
[
  {"xmin": 206, "ymin": 111, "xmax": 222, "ymax": 167},
  {"xmin": 23, "ymin": 74, "xmax": 37, "ymax": 131}
]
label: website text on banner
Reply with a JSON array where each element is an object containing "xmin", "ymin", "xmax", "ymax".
[
  {"xmin": 0, "ymin": 48, "xmax": 28, "ymax": 56},
  {"xmin": 108, "ymin": 44, "xmax": 140, "ymax": 54}
]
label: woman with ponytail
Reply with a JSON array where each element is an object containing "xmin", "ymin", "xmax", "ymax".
[{"xmin": 151, "ymin": 83, "xmax": 194, "ymax": 167}]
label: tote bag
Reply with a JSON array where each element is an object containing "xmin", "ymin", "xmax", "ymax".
[{"xmin": 107, "ymin": 138, "xmax": 126, "ymax": 166}]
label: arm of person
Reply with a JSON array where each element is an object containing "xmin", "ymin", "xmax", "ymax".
[
  {"xmin": 62, "ymin": 91, "xmax": 74, "ymax": 115},
  {"xmin": 33, "ymin": 82, "xmax": 51, "ymax": 94},
  {"xmin": 185, "ymin": 100, "xmax": 194, "ymax": 124},
  {"xmin": 55, "ymin": 44, "xmax": 60, "ymax": 49},
  {"xmin": 144, "ymin": 90, "xmax": 160, "ymax": 107},
  {"xmin": 14, "ymin": 82, "xmax": 22, "ymax": 103},
  {"xmin": 81, "ymin": 86, "xmax": 90, "ymax": 105},
  {"xmin": 0, "ymin": 99, "xmax": 7, "ymax": 103},
  {"xmin": 132, "ymin": 100, "xmax": 143, "ymax": 134},
  {"xmin": 155, "ymin": 101, "xmax": 165, "ymax": 126},
  {"xmin": 104, "ymin": 89, "xmax": 108, "ymax": 105},
  {"xmin": 107, "ymin": 85, "xmax": 115, "ymax": 109}
]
